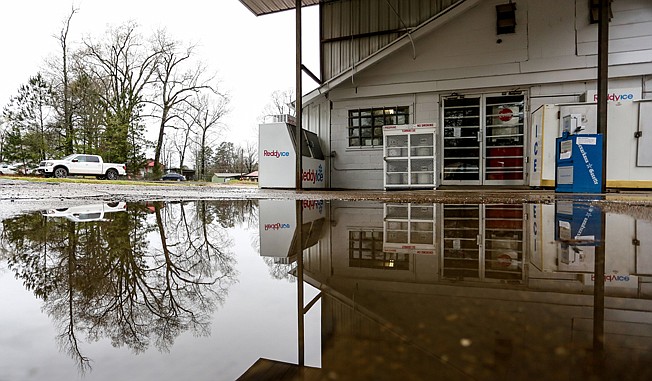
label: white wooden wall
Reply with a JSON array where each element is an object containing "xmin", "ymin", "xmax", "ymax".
[{"xmin": 306, "ymin": 0, "xmax": 652, "ymax": 189}]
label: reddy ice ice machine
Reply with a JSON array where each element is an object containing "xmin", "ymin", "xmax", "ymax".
[{"xmin": 259, "ymin": 118, "xmax": 326, "ymax": 189}]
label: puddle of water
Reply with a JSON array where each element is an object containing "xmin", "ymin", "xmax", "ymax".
[{"xmin": 0, "ymin": 199, "xmax": 651, "ymax": 380}]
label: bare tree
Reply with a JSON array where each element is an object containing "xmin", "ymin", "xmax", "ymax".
[
  {"xmin": 48, "ymin": 7, "xmax": 77, "ymax": 155},
  {"xmin": 169, "ymin": 103, "xmax": 196, "ymax": 169},
  {"xmin": 80, "ymin": 21, "xmax": 160, "ymax": 167},
  {"xmin": 150, "ymin": 30, "xmax": 214, "ymax": 177},
  {"xmin": 190, "ymin": 93, "xmax": 229, "ymax": 180},
  {"xmin": 259, "ymin": 88, "xmax": 295, "ymax": 123},
  {"xmin": 240, "ymin": 140, "xmax": 258, "ymax": 174}
]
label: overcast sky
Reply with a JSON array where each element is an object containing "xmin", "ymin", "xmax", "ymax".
[{"xmin": 0, "ymin": 0, "xmax": 319, "ymax": 146}]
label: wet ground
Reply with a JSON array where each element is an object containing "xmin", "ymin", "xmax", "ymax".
[
  {"xmin": 1, "ymin": 180, "xmax": 652, "ymax": 380},
  {"xmin": 1, "ymin": 179, "xmax": 651, "ymax": 218}
]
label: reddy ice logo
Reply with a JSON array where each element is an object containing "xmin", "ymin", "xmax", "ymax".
[
  {"xmin": 263, "ymin": 149, "xmax": 290, "ymax": 158},
  {"xmin": 264, "ymin": 222, "xmax": 291, "ymax": 231},
  {"xmin": 302, "ymin": 200, "xmax": 324, "ymax": 214},
  {"xmin": 302, "ymin": 164, "xmax": 324, "ymax": 184},
  {"xmin": 592, "ymin": 92, "xmax": 635, "ymax": 102}
]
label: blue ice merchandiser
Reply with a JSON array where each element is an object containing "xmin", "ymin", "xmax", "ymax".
[{"xmin": 555, "ymin": 133, "xmax": 603, "ymax": 193}]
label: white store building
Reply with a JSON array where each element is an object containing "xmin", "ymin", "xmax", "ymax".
[{"xmin": 242, "ymin": 0, "xmax": 652, "ymax": 190}]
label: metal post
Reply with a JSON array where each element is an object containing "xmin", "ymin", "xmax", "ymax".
[
  {"xmin": 597, "ymin": 0, "xmax": 609, "ymax": 192},
  {"xmin": 296, "ymin": 200, "xmax": 305, "ymax": 367},
  {"xmin": 593, "ymin": 209, "xmax": 606, "ymax": 369},
  {"xmin": 295, "ymin": 0, "xmax": 303, "ymax": 190},
  {"xmin": 593, "ymin": 9, "xmax": 609, "ymax": 356}
]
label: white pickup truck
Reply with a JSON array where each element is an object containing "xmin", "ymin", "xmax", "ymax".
[{"xmin": 37, "ymin": 154, "xmax": 127, "ymax": 180}]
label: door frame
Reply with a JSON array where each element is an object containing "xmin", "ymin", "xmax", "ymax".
[{"xmin": 440, "ymin": 92, "xmax": 528, "ymax": 186}]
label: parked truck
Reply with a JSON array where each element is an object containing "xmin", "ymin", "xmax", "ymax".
[{"xmin": 37, "ymin": 154, "xmax": 127, "ymax": 180}]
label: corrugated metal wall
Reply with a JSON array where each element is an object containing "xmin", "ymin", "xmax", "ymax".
[{"xmin": 321, "ymin": 0, "xmax": 462, "ymax": 81}]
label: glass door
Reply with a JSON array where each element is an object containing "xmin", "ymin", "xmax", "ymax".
[
  {"xmin": 385, "ymin": 134, "xmax": 409, "ymax": 186},
  {"xmin": 484, "ymin": 95, "xmax": 526, "ymax": 184},
  {"xmin": 441, "ymin": 94, "xmax": 526, "ymax": 185},
  {"xmin": 442, "ymin": 97, "xmax": 481, "ymax": 183},
  {"xmin": 410, "ymin": 133, "xmax": 435, "ymax": 186}
]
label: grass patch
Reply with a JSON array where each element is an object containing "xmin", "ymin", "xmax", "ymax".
[{"xmin": 0, "ymin": 175, "xmax": 214, "ymax": 186}]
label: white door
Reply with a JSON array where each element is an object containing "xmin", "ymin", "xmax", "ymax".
[{"xmin": 85, "ymin": 155, "xmax": 103, "ymax": 175}]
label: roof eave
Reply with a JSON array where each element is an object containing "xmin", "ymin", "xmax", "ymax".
[
  {"xmin": 310, "ymin": 0, "xmax": 481, "ymax": 98},
  {"xmin": 238, "ymin": 0, "xmax": 320, "ymax": 16}
]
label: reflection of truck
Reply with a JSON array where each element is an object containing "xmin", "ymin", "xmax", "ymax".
[
  {"xmin": 37, "ymin": 154, "xmax": 127, "ymax": 180},
  {"xmin": 42, "ymin": 202, "xmax": 127, "ymax": 222}
]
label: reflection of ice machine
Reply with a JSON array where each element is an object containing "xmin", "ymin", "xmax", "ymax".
[
  {"xmin": 383, "ymin": 123, "xmax": 437, "ymax": 189},
  {"xmin": 259, "ymin": 115, "xmax": 326, "ymax": 188},
  {"xmin": 258, "ymin": 200, "xmax": 326, "ymax": 262}
]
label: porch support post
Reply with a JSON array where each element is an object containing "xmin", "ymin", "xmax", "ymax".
[
  {"xmin": 295, "ymin": 0, "xmax": 303, "ymax": 190},
  {"xmin": 597, "ymin": 0, "xmax": 609, "ymax": 192}
]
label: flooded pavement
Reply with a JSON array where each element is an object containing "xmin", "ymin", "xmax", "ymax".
[{"xmin": 1, "ymin": 195, "xmax": 651, "ymax": 380}]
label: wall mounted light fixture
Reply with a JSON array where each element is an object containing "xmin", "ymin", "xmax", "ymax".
[{"xmin": 590, "ymin": 0, "xmax": 613, "ymax": 24}]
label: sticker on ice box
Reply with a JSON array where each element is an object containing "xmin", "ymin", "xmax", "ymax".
[
  {"xmin": 576, "ymin": 137, "xmax": 597, "ymax": 145},
  {"xmin": 559, "ymin": 140, "xmax": 572, "ymax": 159}
]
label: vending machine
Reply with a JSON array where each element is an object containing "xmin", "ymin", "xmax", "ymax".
[
  {"xmin": 555, "ymin": 133, "xmax": 603, "ymax": 193},
  {"xmin": 259, "ymin": 115, "xmax": 326, "ymax": 189},
  {"xmin": 530, "ymin": 88, "xmax": 652, "ymax": 189},
  {"xmin": 383, "ymin": 123, "xmax": 437, "ymax": 189}
]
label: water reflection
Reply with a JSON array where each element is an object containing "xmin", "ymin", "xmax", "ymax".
[
  {"xmin": 256, "ymin": 199, "xmax": 652, "ymax": 380},
  {"xmin": 0, "ymin": 201, "xmax": 254, "ymax": 373},
  {"xmin": 1, "ymin": 199, "xmax": 651, "ymax": 380}
]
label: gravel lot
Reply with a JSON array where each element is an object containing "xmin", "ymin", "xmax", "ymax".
[{"xmin": 0, "ymin": 178, "xmax": 651, "ymax": 220}]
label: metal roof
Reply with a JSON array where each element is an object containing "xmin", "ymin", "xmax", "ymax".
[{"xmin": 239, "ymin": 0, "xmax": 320, "ymax": 16}]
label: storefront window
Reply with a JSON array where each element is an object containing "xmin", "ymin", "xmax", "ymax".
[{"xmin": 348, "ymin": 106, "xmax": 409, "ymax": 147}]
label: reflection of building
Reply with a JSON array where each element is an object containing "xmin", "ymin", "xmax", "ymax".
[
  {"xmin": 261, "ymin": 199, "xmax": 652, "ymax": 293},
  {"xmin": 442, "ymin": 204, "xmax": 524, "ymax": 281},
  {"xmin": 529, "ymin": 201, "xmax": 652, "ymax": 296},
  {"xmin": 259, "ymin": 200, "xmax": 326, "ymax": 264},
  {"xmin": 248, "ymin": 200, "xmax": 652, "ymax": 379}
]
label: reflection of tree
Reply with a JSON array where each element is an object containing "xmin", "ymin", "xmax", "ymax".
[
  {"xmin": 0, "ymin": 201, "xmax": 251, "ymax": 373},
  {"xmin": 263, "ymin": 257, "xmax": 296, "ymax": 282}
]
